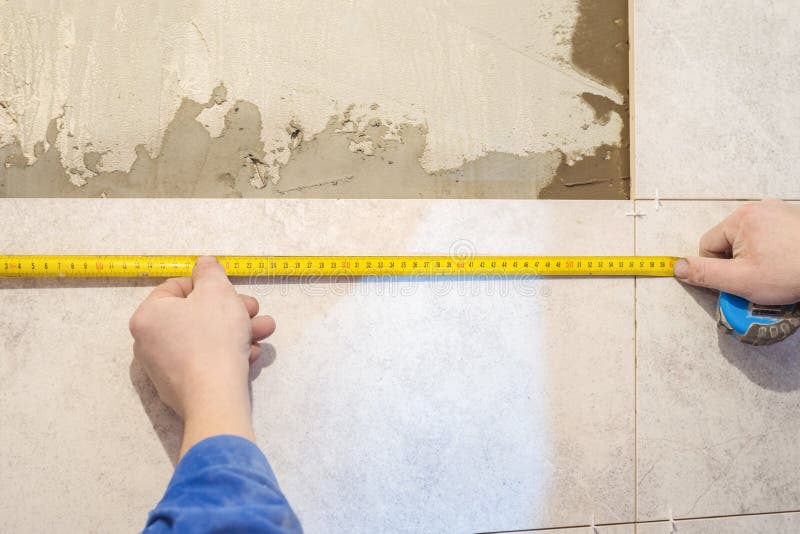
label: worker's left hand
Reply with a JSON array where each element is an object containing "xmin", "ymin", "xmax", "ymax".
[{"xmin": 129, "ymin": 256, "xmax": 276, "ymax": 456}]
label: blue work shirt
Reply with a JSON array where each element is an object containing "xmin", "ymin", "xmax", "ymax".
[{"xmin": 144, "ymin": 435, "xmax": 302, "ymax": 533}]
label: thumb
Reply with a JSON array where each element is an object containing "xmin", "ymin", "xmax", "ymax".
[
  {"xmin": 191, "ymin": 256, "xmax": 234, "ymax": 293},
  {"xmin": 673, "ymin": 256, "xmax": 754, "ymax": 298}
]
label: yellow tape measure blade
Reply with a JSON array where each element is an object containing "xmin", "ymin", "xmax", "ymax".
[{"xmin": 0, "ymin": 255, "xmax": 678, "ymax": 278}]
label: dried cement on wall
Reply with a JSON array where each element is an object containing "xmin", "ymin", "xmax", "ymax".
[{"xmin": 0, "ymin": 0, "xmax": 629, "ymax": 198}]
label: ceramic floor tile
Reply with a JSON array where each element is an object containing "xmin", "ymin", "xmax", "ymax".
[
  {"xmin": 638, "ymin": 512, "xmax": 800, "ymax": 534},
  {"xmin": 1, "ymin": 199, "xmax": 635, "ymax": 532},
  {"xmin": 634, "ymin": 200, "xmax": 800, "ymax": 521},
  {"xmin": 633, "ymin": 1, "xmax": 800, "ymax": 200},
  {"xmin": 497, "ymin": 524, "xmax": 633, "ymax": 534}
]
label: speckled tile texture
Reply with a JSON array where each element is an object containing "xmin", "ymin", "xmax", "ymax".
[
  {"xmin": 632, "ymin": 2, "xmax": 800, "ymax": 521},
  {"xmin": 0, "ymin": 199, "xmax": 636, "ymax": 532},
  {"xmin": 637, "ymin": 511, "xmax": 800, "ymax": 534},
  {"xmin": 633, "ymin": 1, "xmax": 800, "ymax": 200},
  {"xmin": 635, "ymin": 200, "xmax": 800, "ymax": 521}
]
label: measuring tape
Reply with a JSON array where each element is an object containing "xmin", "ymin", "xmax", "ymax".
[
  {"xmin": 0, "ymin": 255, "xmax": 678, "ymax": 278},
  {"xmin": 6, "ymin": 254, "xmax": 797, "ymax": 346}
]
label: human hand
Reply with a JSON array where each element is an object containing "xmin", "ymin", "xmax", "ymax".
[
  {"xmin": 129, "ymin": 256, "xmax": 276, "ymax": 457},
  {"xmin": 673, "ymin": 199, "xmax": 800, "ymax": 305}
]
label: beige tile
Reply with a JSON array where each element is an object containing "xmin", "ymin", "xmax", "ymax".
[
  {"xmin": 633, "ymin": 2, "xmax": 800, "ymax": 200},
  {"xmin": 638, "ymin": 512, "xmax": 800, "ymax": 534},
  {"xmin": 1, "ymin": 199, "xmax": 636, "ymax": 532},
  {"xmin": 635, "ymin": 200, "xmax": 800, "ymax": 520}
]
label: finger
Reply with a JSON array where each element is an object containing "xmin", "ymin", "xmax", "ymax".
[
  {"xmin": 240, "ymin": 294, "xmax": 259, "ymax": 318},
  {"xmin": 699, "ymin": 209, "xmax": 745, "ymax": 258},
  {"xmin": 673, "ymin": 256, "xmax": 755, "ymax": 297},
  {"xmin": 249, "ymin": 343, "xmax": 262, "ymax": 364},
  {"xmin": 251, "ymin": 315, "xmax": 277, "ymax": 341},
  {"xmin": 192, "ymin": 256, "xmax": 234, "ymax": 294},
  {"xmin": 146, "ymin": 277, "xmax": 193, "ymax": 300},
  {"xmin": 699, "ymin": 221, "xmax": 733, "ymax": 258}
]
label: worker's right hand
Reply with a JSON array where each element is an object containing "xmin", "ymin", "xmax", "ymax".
[{"xmin": 673, "ymin": 198, "xmax": 800, "ymax": 305}]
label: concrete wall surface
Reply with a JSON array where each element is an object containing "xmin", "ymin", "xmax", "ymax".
[{"xmin": 0, "ymin": 0, "xmax": 628, "ymax": 198}]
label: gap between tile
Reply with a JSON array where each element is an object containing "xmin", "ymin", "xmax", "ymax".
[
  {"xmin": 484, "ymin": 508, "xmax": 800, "ymax": 533},
  {"xmin": 633, "ymin": 199, "xmax": 639, "ymax": 523}
]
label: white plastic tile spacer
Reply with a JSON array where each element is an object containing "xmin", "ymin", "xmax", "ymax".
[
  {"xmin": 625, "ymin": 209, "xmax": 645, "ymax": 218},
  {"xmin": 589, "ymin": 513, "xmax": 598, "ymax": 533},
  {"xmin": 667, "ymin": 509, "xmax": 676, "ymax": 533},
  {"xmin": 654, "ymin": 188, "xmax": 662, "ymax": 211}
]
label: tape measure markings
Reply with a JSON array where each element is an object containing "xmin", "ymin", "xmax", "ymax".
[{"xmin": 0, "ymin": 255, "xmax": 678, "ymax": 278}]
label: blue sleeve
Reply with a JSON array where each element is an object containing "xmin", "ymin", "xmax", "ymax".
[{"xmin": 143, "ymin": 435, "xmax": 302, "ymax": 534}]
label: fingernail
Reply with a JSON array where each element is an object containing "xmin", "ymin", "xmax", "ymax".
[
  {"xmin": 195, "ymin": 256, "xmax": 218, "ymax": 266},
  {"xmin": 673, "ymin": 258, "xmax": 690, "ymax": 279}
]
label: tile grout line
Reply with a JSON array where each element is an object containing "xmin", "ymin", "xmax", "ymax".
[
  {"xmin": 484, "ymin": 507, "xmax": 800, "ymax": 533},
  {"xmin": 632, "ymin": 199, "xmax": 639, "ymax": 527},
  {"xmin": 629, "ymin": 0, "xmax": 638, "ymax": 523},
  {"xmin": 628, "ymin": 0, "xmax": 638, "ymax": 205}
]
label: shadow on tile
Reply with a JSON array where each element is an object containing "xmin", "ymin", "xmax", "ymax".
[
  {"xmin": 0, "ymin": 277, "xmax": 165, "ymax": 289},
  {"xmin": 129, "ymin": 358, "xmax": 183, "ymax": 466},
  {"xmin": 129, "ymin": 342, "xmax": 278, "ymax": 467},
  {"xmin": 0, "ymin": 274, "xmax": 575, "ymax": 290},
  {"xmin": 684, "ymin": 284, "xmax": 800, "ymax": 392},
  {"xmin": 0, "ymin": 275, "xmax": 310, "ymax": 290},
  {"xmin": 249, "ymin": 343, "xmax": 276, "ymax": 407}
]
